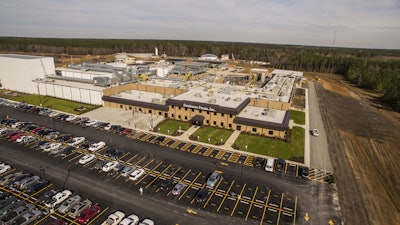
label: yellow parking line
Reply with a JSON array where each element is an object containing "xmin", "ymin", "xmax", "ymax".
[
  {"xmin": 118, "ymin": 152, "xmax": 131, "ymax": 161},
  {"xmin": 295, "ymin": 165, "xmax": 299, "ymax": 177},
  {"xmin": 133, "ymin": 156, "xmax": 147, "ymax": 166},
  {"xmin": 203, "ymin": 147, "xmax": 214, "ymax": 157},
  {"xmin": 145, "ymin": 164, "xmax": 172, "ymax": 189},
  {"xmin": 203, "ymin": 178, "xmax": 224, "ymax": 208},
  {"xmin": 0, "ymin": 168, "xmax": 16, "ymax": 176},
  {"xmin": 31, "ymin": 183, "xmax": 53, "ymax": 197},
  {"xmin": 135, "ymin": 161, "xmax": 163, "ymax": 185},
  {"xmin": 293, "ymin": 196, "xmax": 298, "ymax": 225},
  {"xmin": 216, "ymin": 180, "xmax": 235, "ymax": 212},
  {"xmin": 259, "ymin": 189, "xmax": 271, "ymax": 225},
  {"xmin": 215, "ymin": 150, "xmax": 226, "ymax": 160},
  {"xmin": 142, "ymin": 159, "xmax": 155, "ymax": 168},
  {"xmin": 276, "ymin": 193, "xmax": 285, "ymax": 224},
  {"xmin": 179, "ymin": 172, "xmax": 202, "ymax": 200},
  {"xmin": 33, "ymin": 212, "xmax": 52, "ymax": 225},
  {"xmin": 69, "ymin": 152, "xmax": 84, "ymax": 162},
  {"xmin": 167, "ymin": 169, "xmax": 192, "ymax": 196},
  {"xmin": 230, "ymin": 184, "xmax": 246, "ymax": 216},
  {"xmin": 245, "ymin": 186, "xmax": 258, "ymax": 221},
  {"xmin": 160, "ymin": 138, "xmax": 171, "ymax": 146},
  {"xmin": 284, "ymin": 163, "xmax": 289, "ymax": 174},
  {"xmin": 125, "ymin": 154, "xmax": 138, "ymax": 164}
]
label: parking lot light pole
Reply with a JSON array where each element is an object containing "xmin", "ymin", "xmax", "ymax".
[
  {"xmin": 62, "ymin": 168, "xmax": 71, "ymax": 189},
  {"xmin": 40, "ymin": 166, "xmax": 46, "ymax": 181}
]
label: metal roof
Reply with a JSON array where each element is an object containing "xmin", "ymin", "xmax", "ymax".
[{"xmin": 0, "ymin": 54, "xmax": 49, "ymax": 60}]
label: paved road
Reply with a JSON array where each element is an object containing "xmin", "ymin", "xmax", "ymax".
[
  {"xmin": 0, "ymin": 104, "xmax": 342, "ymax": 225},
  {"xmin": 307, "ymin": 81, "xmax": 333, "ymax": 172}
]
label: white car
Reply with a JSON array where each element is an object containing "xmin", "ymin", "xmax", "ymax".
[
  {"xmin": 16, "ymin": 135, "xmax": 28, "ymax": 143},
  {"xmin": 139, "ymin": 219, "xmax": 154, "ymax": 225},
  {"xmin": 311, "ymin": 129, "xmax": 320, "ymax": 137},
  {"xmin": 129, "ymin": 168, "xmax": 145, "ymax": 181},
  {"xmin": 0, "ymin": 164, "xmax": 11, "ymax": 174},
  {"xmin": 20, "ymin": 136, "xmax": 36, "ymax": 144},
  {"xmin": 85, "ymin": 120, "xmax": 98, "ymax": 127},
  {"xmin": 102, "ymin": 161, "xmax": 119, "ymax": 172},
  {"xmin": 88, "ymin": 141, "xmax": 106, "ymax": 152},
  {"xmin": 68, "ymin": 137, "xmax": 86, "ymax": 146},
  {"xmin": 43, "ymin": 142, "xmax": 62, "ymax": 152},
  {"xmin": 65, "ymin": 115, "xmax": 78, "ymax": 122},
  {"xmin": 48, "ymin": 111, "xmax": 59, "ymax": 117},
  {"xmin": 45, "ymin": 190, "xmax": 72, "ymax": 208},
  {"xmin": 101, "ymin": 210, "xmax": 125, "ymax": 225},
  {"xmin": 79, "ymin": 154, "xmax": 96, "ymax": 165},
  {"xmin": 120, "ymin": 214, "xmax": 140, "ymax": 225}
]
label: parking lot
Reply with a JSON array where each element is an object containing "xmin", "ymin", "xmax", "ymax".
[{"xmin": 1, "ymin": 121, "xmax": 298, "ymax": 224}]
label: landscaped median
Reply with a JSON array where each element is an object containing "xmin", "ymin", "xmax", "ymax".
[
  {"xmin": 5, "ymin": 92, "xmax": 99, "ymax": 115},
  {"xmin": 154, "ymin": 119, "xmax": 190, "ymax": 135},
  {"xmin": 191, "ymin": 127, "xmax": 233, "ymax": 145},
  {"xmin": 233, "ymin": 126, "xmax": 305, "ymax": 162}
]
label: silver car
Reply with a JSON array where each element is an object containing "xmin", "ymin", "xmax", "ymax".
[
  {"xmin": 12, "ymin": 209, "xmax": 42, "ymax": 225},
  {"xmin": 68, "ymin": 199, "xmax": 92, "ymax": 219},
  {"xmin": 57, "ymin": 195, "xmax": 81, "ymax": 214},
  {"xmin": 172, "ymin": 183, "xmax": 186, "ymax": 196},
  {"xmin": 206, "ymin": 172, "xmax": 221, "ymax": 189},
  {"xmin": 18, "ymin": 176, "xmax": 40, "ymax": 190},
  {"xmin": 121, "ymin": 166, "xmax": 136, "ymax": 177}
]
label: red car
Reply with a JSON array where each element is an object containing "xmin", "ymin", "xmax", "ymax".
[
  {"xmin": 122, "ymin": 128, "xmax": 132, "ymax": 135},
  {"xmin": 32, "ymin": 127, "xmax": 44, "ymax": 134},
  {"xmin": 77, "ymin": 205, "xmax": 101, "ymax": 224},
  {"xmin": 6, "ymin": 132, "xmax": 20, "ymax": 139},
  {"xmin": 11, "ymin": 133, "xmax": 26, "ymax": 141}
]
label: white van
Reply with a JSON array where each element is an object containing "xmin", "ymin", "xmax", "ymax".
[{"xmin": 265, "ymin": 158, "xmax": 275, "ymax": 172}]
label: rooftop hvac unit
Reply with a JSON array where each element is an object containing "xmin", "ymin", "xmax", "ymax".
[
  {"xmin": 194, "ymin": 93, "xmax": 202, "ymax": 97},
  {"xmin": 209, "ymin": 98, "xmax": 217, "ymax": 104}
]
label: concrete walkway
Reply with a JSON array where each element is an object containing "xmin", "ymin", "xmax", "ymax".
[
  {"xmin": 222, "ymin": 130, "xmax": 241, "ymax": 150},
  {"xmin": 179, "ymin": 125, "xmax": 199, "ymax": 139}
]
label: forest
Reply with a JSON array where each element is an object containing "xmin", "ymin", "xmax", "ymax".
[{"xmin": 0, "ymin": 37, "xmax": 399, "ymax": 111}]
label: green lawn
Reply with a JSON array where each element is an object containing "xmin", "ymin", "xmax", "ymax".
[
  {"xmin": 155, "ymin": 119, "xmax": 190, "ymax": 135},
  {"xmin": 8, "ymin": 94, "xmax": 99, "ymax": 115},
  {"xmin": 290, "ymin": 110, "xmax": 305, "ymax": 125},
  {"xmin": 234, "ymin": 126, "xmax": 305, "ymax": 162},
  {"xmin": 192, "ymin": 127, "xmax": 233, "ymax": 145}
]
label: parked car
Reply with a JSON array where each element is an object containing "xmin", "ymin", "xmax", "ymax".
[
  {"xmin": 172, "ymin": 182, "xmax": 186, "ymax": 196},
  {"xmin": 1, "ymin": 203, "xmax": 35, "ymax": 224},
  {"xmin": 159, "ymin": 179, "xmax": 174, "ymax": 191},
  {"xmin": 12, "ymin": 208, "xmax": 42, "ymax": 225},
  {"xmin": 196, "ymin": 188, "xmax": 209, "ymax": 203},
  {"xmin": 7, "ymin": 174, "xmax": 31, "ymax": 187},
  {"xmin": 58, "ymin": 195, "xmax": 81, "ymax": 214},
  {"xmin": 129, "ymin": 169, "xmax": 145, "ymax": 181},
  {"xmin": 45, "ymin": 190, "xmax": 72, "ymax": 208},
  {"xmin": 154, "ymin": 136, "xmax": 166, "ymax": 144},
  {"xmin": 275, "ymin": 158, "xmax": 286, "ymax": 172},
  {"xmin": 59, "ymin": 146, "xmax": 74, "ymax": 157},
  {"xmin": 120, "ymin": 166, "xmax": 136, "ymax": 177},
  {"xmin": 299, "ymin": 166, "xmax": 309, "ymax": 178},
  {"xmin": 100, "ymin": 210, "xmax": 125, "ymax": 225},
  {"xmin": 110, "ymin": 149, "xmax": 124, "ymax": 159},
  {"xmin": 253, "ymin": 157, "xmax": 265, "ymax": 168},
  {"xmin": 92, "ymin": 160, "xmax": 107, "ymax": 170},
  {"xmin": 88, "ymin": 141, "xmax": 106, "ymax": 152},
  {"xmin": 0, "ymin": 164, "xmax": 11, "ymax": 174},
  {"xmin": 38, "ymin": 189, "xmax": 60, "ymax": 204},
  {"xmin": 20, "ymin": 136, "xmax": 36, "ymax": 144},
  {"xmin": 79, "ymin": 154, "xmax": 96, "ymax": 165},
  {"xmin": 47, "ymin": 218, "xmax": 65, "ymax": 225},
  {"xmin": 77, "ymin": 205, "xmax": 101, "ymax": 224},
  {"xmin": 102, "ymin": 161, "xmax": 119, "ymax": 172},
  {"xmin": 206, "ymin": 171, "xmax": 221, "ymax": 189},
  {"xmin": 18, "ymin": 175, "xmax": 40, "ymax": 190},
  {"xmin": 0, "ymin": 172, "xmax": 23, "ymax": 186},
  {"xmin": 68, "ymin": 199, "xmax": 92, "ymax": 219},
  {"xmin": 119, "ymin": 214, "xmax": 139, "ymax": 225},
  {"xmin": 138, "ymin": 218, "xmax": 154, "ymax": 225},
  {"xmin": 42, "ymin": 143, "xmax": 62, "ymax": 152},
  {"xmin": 26, "ymin": 180, "xmax": 49, "ymax": 193},
  {"xmin": 67, "ymin": 137, "xmax": 86, "ymax": 147}
]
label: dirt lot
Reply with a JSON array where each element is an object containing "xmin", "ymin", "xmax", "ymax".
[{"xmin": 308, "ymin": 73, "xmax": 400, "ymax": 225}]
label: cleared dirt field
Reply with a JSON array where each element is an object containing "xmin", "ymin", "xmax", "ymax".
[{"xmin": 311, "ymin": 73, "xmax": 400, "ymax": 225}]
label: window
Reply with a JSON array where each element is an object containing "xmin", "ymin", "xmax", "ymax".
[
  {"xmin": 229, "ymin": 114, "xmax": 233, "ymax": 118},
  {"xmin": 207, "ymin": 111, "xmax": 210, "ymax": 115},
  {"xmin": 184, "ymin": 116, "xmax": 188, "ymax": 120},
  {"xmin": 158, "ymin": 112, "xmax": 162, "ymax": 115},
  {"xmin": 139, "ymin": 108, "xmax": 142, "ymax": 112},
  {"xmin": 221, "ymin": 113, "xmax": 224, "ymax": 117},
  {"xmin": 148, "ymin": 109, "xmax": 152, "ymax": 113},
  {"xmin": 164, "ymin": 113, "xmax": 168, "ymax": 118},
  {"xmin": 129, "ymin": 106, "xmax": 132, "ymax": 110},
  {"xmin": 252, "ymin": 128, "xmax": 257, "ymax": 132},
  {"xmin": 220, "ymin": 122, "xmax": 224, "ymax": 127},
  {"xmin": 178, "ymin": 106, "xmax": 181, "ymax": 110},
  {"xmin": 120, "ymin": 105, "xmax": 123, "ymax": 108},
  {"xmin": 236, "ymin": 125, "xmax": 241, "ymax": 130},
  {"xmin": 178, "ymin": 115, "xmax": 181, "ymax": 119},
  {"xmin": 269, "ymin": 130, "xmax": 274, "ymax": 135},
  {"xmin": 206, "ymin": 120, "xmax": 209, "ymax": 124},
  {"xmin": 228, "ymin": 123, "xmax": 232, "ymax": 128},
  {"xmin": 171, "ymin": 114, "xmax": 174, "ymax": 118},
  {"xmin": 214, "ymin": 112, "xmax": 217, "ymax": 116},
  {"xmin": 191, "ymin": 108, "xmax": 194, "ymax": 112},
  {"xmin": 213, "ymin": 121, "xmax": 216, "ymax": 125},
  {"xmin": 199, "ymin": 110, "xmax": 202, "ymax": 113},
  {"xmin": 171, "ymin": 106, "xmax": 174, "ymax": 109}
]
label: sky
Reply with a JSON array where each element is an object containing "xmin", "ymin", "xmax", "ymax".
[{"xmin": 0, "ymin": 0, "xmax": 399, "ymax": 49}]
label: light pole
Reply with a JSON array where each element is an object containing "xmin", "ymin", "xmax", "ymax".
[
  {"xmin": 40, "ymin": 166, "xmax": 46, "ymax": 180},
  {"xmin": 208, "ymin": 137, "xmax": 210, "ymax": 143}
]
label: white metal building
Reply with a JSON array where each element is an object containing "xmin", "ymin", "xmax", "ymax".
[{"xmin": 0, "ymin": 54, "xmax": 55, "ymax": 94}]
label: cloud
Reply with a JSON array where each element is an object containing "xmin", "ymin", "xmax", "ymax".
[{"xmin": 0, "ymin": 0, "xmax": 399, "ymax": 48}]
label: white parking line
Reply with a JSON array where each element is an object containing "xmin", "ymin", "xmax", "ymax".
[
  {"xmin": 215, "ymin": 193, "xmax": 223, "ymax": 197},
  {"xmin": 228, "ymin": 197, "xmax": 236, "ymax": 201},
  {"xmin": 240, "ymin": 201, "xmax": 249, "ymax": 205},
  {"xmin": 282, "ymin": 212, "xmax": 293, "ymax": 216},
  {"xmin": 256, "ymin": 199, "xmax": 264, "ymax": 203},
  {"xmin": 283, "ymin": 207, "xmax": 293, "ymax": 211},
  {"xmin": 184, "ymin": 179, "xmax": 190, "ymax": 183},
  {"xmin": 194, "ymin": 182, "xmax": 201, "ymax": 186},
  {"xmin": 269, "ymin": 203, "xmax": 279, "ymax": 207},
  {"xmin": 254, "ymin": 204, "xmax": 263, "ymax": 209},
  {"xmin": 268, "ymin": 208, "xmax": 278, "ymax": 212}
]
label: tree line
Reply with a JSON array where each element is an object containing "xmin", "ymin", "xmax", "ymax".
[{"xmin": 0, "ymin": 37, "xmax": 399, "ymax": 110}]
